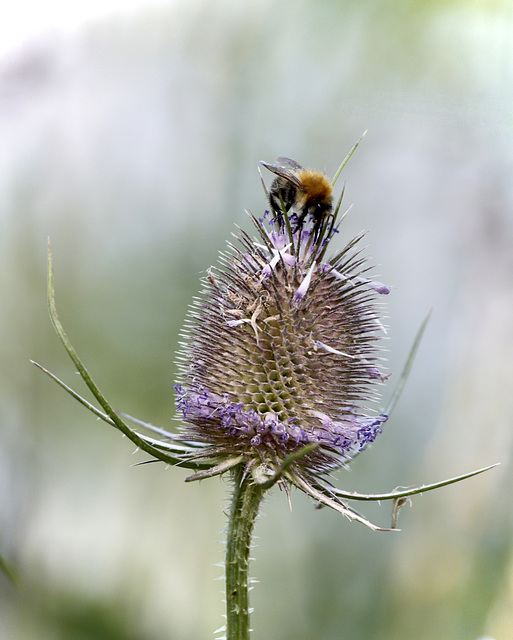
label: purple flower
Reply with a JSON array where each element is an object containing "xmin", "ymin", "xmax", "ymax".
[
  {"xmin": 39, "ymin": 146, "xmax": 492, "ymax": 537},
  {"xmin": 174, "ymin": 199, "xmax": 390, "ymax": 491}
]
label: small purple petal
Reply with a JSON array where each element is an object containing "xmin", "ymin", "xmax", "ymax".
[
  {"xmin": 365, "ymin": 280, "xmax": 390, "ymax": 295},
  {"xmin": 294, "ymin": 262, "xmax": 316, "ymax": 303}
]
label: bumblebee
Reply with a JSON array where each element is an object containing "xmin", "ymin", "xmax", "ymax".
[{"xmin": 260, "ymin": 157, "xmax": 333, "ymax": 238}]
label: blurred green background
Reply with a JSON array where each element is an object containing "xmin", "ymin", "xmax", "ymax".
[{"xmin": 1, "ymin": 1, "xmax": 512, "ymax": 638}]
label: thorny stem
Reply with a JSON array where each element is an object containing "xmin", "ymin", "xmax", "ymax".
[{"xmin": 225, "ymin": 466, "xmax": 264, "ymax": 640}]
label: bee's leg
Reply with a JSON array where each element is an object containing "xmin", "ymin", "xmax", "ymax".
[
  {"xmin": 269, "ymin": 193, "xmax": 290, "ymax": 231},
  {"xmin": 271, "ymin": 213, "xmax": 285, "ymax": 229},
  {"xmin": 312, "ymin": 217, "xmax": 324, "ymax": 242},
  {"xmin": 294, "ymin": 210, "xmax": 308, "ymax": 233},
  {"xmin": 295, "ymin": 211, "xmax": 307, "ymax": 227},
  {"xmin": 313, "ymin": 214, "xmax": 333, "ymax": 242},
  {"xmin": 326, "ymin": 212, "xmax": 336, "ymax": 238}
]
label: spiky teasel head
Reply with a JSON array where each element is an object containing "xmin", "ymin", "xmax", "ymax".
[
  {"xmin": 174, "ymin": 150, "xmax": 390, "ymax": 502},
  {"xmin": 34, "ymin": 140, "xmax": 496, "ymax": 536}
]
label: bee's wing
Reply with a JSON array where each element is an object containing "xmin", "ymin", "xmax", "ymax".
[
  {"xmin": 260, "ymin": 159, "xmax": 303, "ymax": 188},
  {"xmin": 275, "ymin": 157, "xmax": 304, "ymax": 171}
]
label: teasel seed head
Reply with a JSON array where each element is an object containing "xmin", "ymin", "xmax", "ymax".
[{"xmin": 174, "ymin": 172, "xmax": 390, "ymax": 493}]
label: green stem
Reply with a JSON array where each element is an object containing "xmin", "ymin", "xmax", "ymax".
[{"xmin": 225, "ymin": 466, "xmax": 264, "ymax": 640}]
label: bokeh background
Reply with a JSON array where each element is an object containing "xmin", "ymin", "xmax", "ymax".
[{"xmin": 1, "ymin": 1, "xmax": 512, "ymax": 638}]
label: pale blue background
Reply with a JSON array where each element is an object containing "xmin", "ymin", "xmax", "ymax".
[{"xmin": 1, "ymin": 1, "xmax": 512, "ymax": 638}]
